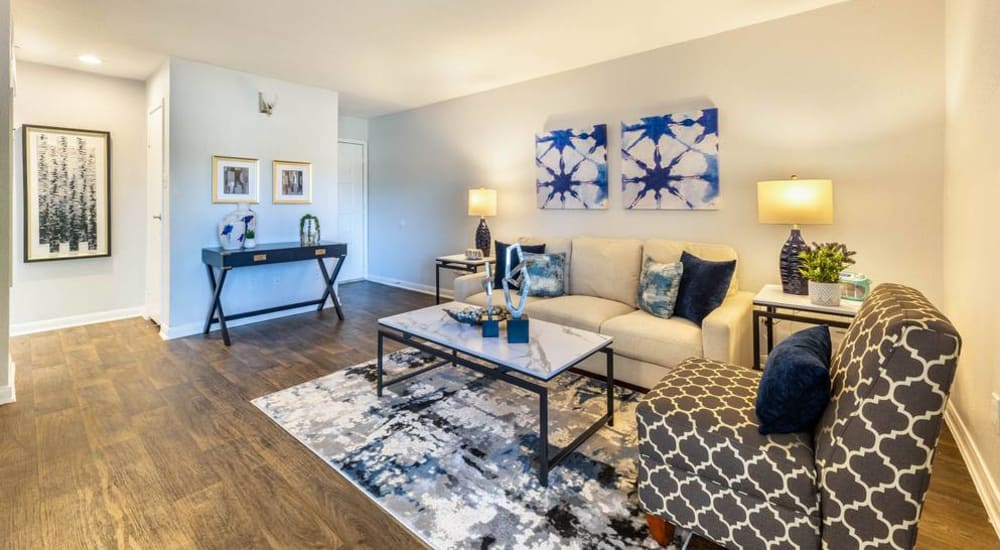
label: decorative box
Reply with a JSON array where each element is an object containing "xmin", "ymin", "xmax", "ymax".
[{"xmin": 839, "ymin": 271, "xmax": 871, "ymax": 302}]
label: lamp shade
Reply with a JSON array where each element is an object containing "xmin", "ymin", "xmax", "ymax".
[
  {"xmin": 468, "ymin": 188, "xmax": 497, "ymax": 217},
  {"xmin": 757, "ymin": 178, "xmax": 833, "ymax": 225}
]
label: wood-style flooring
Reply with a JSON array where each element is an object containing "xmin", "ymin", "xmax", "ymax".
[{"xmin": 1, "ymin": 281, "xmax": 996, "ymax": 549}]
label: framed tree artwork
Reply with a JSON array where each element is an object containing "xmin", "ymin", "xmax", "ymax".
[{"xmin": 22, "ymin": 125, "xmax": 111, "ymax": 262}]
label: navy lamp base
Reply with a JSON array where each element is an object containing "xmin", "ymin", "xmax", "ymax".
[
  {"xmin": 780, "ymin": 227, "xmax": 809, "ymax": 295},
  {"xmin": 475, "ymin": 217, "xmax": 491, "ymax": 258}
]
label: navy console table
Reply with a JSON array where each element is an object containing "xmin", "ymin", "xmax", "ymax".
[{"xmin": 201, "ymin": 241, "xmax": 348, "ymax": 346}]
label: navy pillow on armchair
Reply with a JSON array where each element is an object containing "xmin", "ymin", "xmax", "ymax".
[
  {"xmin": 492, "ymin": 241, "xmax": 545, "ymax": 289},
  {"xmin": 674, "ymin": 251, "xmax": 736, "ymax": 325},
  {"xmin": 755, "ymin": 325, "xmax": 833, "ymax": 434}
]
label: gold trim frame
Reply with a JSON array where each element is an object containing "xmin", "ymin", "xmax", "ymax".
[
  {"xmin": 212, "ymin": 155, "xmax": 260, "ymax": 204},
  {"xmin": 272, "ymin": 160, "xmax": 313, "ymax": 204}
]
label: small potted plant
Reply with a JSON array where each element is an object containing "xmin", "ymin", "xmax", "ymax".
[
  {"xmin": 244, "ymin": 229, "xmax": 257, "ymax": 249},
  {"xmin": 798, "ymin": 242, "xmax": 856, "ymax": 306}
]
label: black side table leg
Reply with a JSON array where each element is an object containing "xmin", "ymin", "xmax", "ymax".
[
  {"xmin": 539, "ymin": 389, "xmax": 549, "ymax": 487},
  {"xmin": 435, "ymin": 263, "xmax": 442, "ymax": 304},
  {"xmin": 765, "ymin": 305, "xmax": 775, "ymax": 353},
  {"xmin": 605, "ymin": 348, "xmax": 615, "ymax": 427},
  {"xmin": 753, "ymin": 310, "xmax": 762, "ymax": 370},
  {"xmin": 377, "ymin": 331, "xmax": 385, "ymax": 397}
]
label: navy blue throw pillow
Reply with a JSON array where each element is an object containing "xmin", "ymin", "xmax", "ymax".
[
  {"xmin": 756, "ymin": 325, "xmax": 833, "ymax": 434},
  {"xmin": 674, "ymin": 251, "xmax": 736, "ymax": 325},
  {"xmin": 493, "ymin": 241, "xmax": 545, "ymax": 289}
]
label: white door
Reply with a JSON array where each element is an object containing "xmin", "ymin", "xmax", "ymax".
[
  {"xmin": 145, "ymin": 104, "xmax": 164, "ymax": 324},
  {"xmin": 337, "ymin": 140, "xmax": 367, "ymax": 282}
]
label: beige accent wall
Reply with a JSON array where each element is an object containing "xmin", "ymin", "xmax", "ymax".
[
  {"xmin": 944, "ymin": 0, "xmax": 1000, "ymax": 529},
  {"xmin": 368, "ymin": 0, "xmax": 946, "ymax": 303}
]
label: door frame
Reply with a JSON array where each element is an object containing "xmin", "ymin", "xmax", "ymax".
[
  {"xmin": 145, "ymin": 100, "xmax": 166, "ymax": 324},
  {"xmin": 338, "ymin": 138, "xmax": 368, "ymax": 281}
]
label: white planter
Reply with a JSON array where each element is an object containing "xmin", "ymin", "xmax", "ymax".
[{"xmin": 808, "ymin": 281, "xmax": 841, "ymax": 307}]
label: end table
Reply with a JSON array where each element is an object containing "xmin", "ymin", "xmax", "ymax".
[
  {"xmin": 434, "ymin": 254, "xmax": 494, "ymax": 304},
  {"xmin": 753, "ymin": 283, "xmax": 861, "ymax": 369}
]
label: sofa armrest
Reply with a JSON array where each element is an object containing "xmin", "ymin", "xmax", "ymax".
[
  {"xmin": 453, "ymin": 272, "xmax": 487, "ymax": 303},
  {"xmin": 702, "ymin": 290, "xmax": 754, "ymax": 367}
]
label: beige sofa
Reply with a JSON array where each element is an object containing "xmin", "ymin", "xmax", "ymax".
[{"xmin": 453, "ymin": 237, "xmax": 753, "ymax": 389}]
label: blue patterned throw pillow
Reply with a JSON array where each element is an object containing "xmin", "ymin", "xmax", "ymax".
[
  {"xmin": 636, "ymin": 257, "xmax": 683, "ymax": 319},
  {"xmin": 523, "ymin": 252, "xmax": 566, "ymax": 297}
]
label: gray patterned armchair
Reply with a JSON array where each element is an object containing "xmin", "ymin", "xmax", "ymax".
[{"xmin": 636, "ymin": 284, "xmax": 962, "ymax": 549}]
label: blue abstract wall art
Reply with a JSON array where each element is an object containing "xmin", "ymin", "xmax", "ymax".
[
  {"xmin": 535, "ymin": 124, "xmax": 608, "ymax": 209},
  {"xmin": 621, "ymin": 108, "xmax": 719, "ymax": 210}
]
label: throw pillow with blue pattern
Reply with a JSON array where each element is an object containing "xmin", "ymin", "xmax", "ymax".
[
  {"xmin": 523, "ymin": 252, "xmax": 566, "ymax": 297},
  {"xmin": 637, "ymin": 257, "xmax": 684, "ymax": 319}
]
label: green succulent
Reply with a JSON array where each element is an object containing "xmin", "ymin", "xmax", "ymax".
[{"xmin": 798, "ymin": 242, "xmax": 856, "ymax": 283}]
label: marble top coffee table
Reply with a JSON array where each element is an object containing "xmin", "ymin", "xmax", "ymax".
[{"xmin": 377, "ymin": 303, "xmax": 615, "ymax": 486}]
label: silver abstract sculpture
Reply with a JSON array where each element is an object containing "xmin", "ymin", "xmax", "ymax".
[
  {"xmin": 502, "ymin": 243, "xmax": 531, "ymax": 319},
  {"xmin": 483, "ymin": 262, "xmax": 494, "ymax": 316}
]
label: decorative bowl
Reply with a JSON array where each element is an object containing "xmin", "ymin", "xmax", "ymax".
[{"xmin": 444, "ymin": 306, "xmax": 511, "ymax": 326}]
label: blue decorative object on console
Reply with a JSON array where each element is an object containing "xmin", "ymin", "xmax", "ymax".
[
  {"xmin": 636, "ymin": 257, "xmax": 683, "ymax": 319},
  {"xmin": 755, "ymin": 325, "xmax": 832, "ymax": 434},
  {"xmin": 523, "ymin": 252, "xmax": 566, "ymax": 297},
  {"xmin": 674, "ymin": 251, "xmax": 735, "ymax": 325},
  {"xmin": 536, "ymin": 125, "xmax": 608, "ymax": 209},
  {"xmin": 621, "ymin": 108, "xmax": 719, "ymax": 210}
]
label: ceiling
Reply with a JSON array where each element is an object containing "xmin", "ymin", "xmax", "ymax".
[{"xmin": 14, "ymin": 0, "xmax": 847, "ymax": 117}]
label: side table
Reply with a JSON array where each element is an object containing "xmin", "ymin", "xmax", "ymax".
[
  {"xmin": 434, "ymin": 254, "xmax": 494, "ymax": 304},
  {"xmin": 752, "ymin": 283, "xmax": 861, "ymax": 369}
]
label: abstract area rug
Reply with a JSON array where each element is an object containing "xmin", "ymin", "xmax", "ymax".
[{"xmin": 252, "ymin": 349, "xmax": 684, "ymax": 549}]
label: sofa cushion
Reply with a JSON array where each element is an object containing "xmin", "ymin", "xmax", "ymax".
[
  {"xmin": 756, "ymin": 326, "xmax": 832, "ymax": 435},
  {"xmin": 524, "ymin": 295, "xmax": 634, "ymax": 333},
  {"xmin": 637, "ymin": 257, "xmax": 683, "ymax": 319},
  {"xmin": 644, "ymin": 239, "xmax": 740, "ymax": 297},
  {"xmin": 570, "ymin": 237, "xmax": 643, "ymax": 307},
  {"xmin": 464, "ymin": 290, "xmax": 548, "ymax": 310},
  {"xmin": 637, "ymin": 358, "xmax": 820, "ymax": 517},
  {"xmin": 518, "ymin": 237, "xmax": 572, "ymax": 292},
  {"xmin": 674, "ymin": 251, "xmax": 736, "ymax": 325},
  {"xmin": 600, "ymin": 309, "xmax": 702, "ymax": 367},
  {"xmin": 523, "ymin": 252, "xmax": 566, "ymax": 297}
]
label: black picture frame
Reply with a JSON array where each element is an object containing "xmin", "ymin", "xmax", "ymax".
[{"xmin": 22, "ymin": 124, "xmax": 112, "ymax": 263}]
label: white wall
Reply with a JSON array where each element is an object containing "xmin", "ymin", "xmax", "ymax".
[
  {"xmin": 368, "ymin": 0, "xmax": 945, "ymax": 303},
  {"xmin": 0, "ymin": 0, "xmax": 12, "ymax": 402},
  {"xmin": 11, "ymin": 62, "xmax": 147, "ymax": 333},
  {"xmin": 944, "ymin": 0, "xmax": 1000, "ymax": 530},
  {"xmin": 339, "ymin": 115, "xmax": 368, "ymax": 142},
  {"xmin": 165, "ymin": 58, "xmax": 339, "ymax": 336}
]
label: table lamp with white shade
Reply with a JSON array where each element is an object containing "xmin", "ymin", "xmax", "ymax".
[
  {"xmin": 757, "ymin": 177, "xmax": 834, "ymax": 295},
  {"xmin": 468, "ymin": 188, "xmax": 497, "ymax": 258}
]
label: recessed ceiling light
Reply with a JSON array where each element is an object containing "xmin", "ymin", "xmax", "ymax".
[{"xmin": 78, "ymin": 54, "xmax": 102, "ymax": 65}]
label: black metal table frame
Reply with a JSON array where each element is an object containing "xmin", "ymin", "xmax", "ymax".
[
  {"xmin": 376, "ymin": 326, "xmax": 614, "ymax": 487},
  {"xmin": 435, "ymin": 259, "xmax": 486, "ymax": 304},
  {"xmin": 204, "ymin": 255, "xmax": 346, "ymax": 346},
  {"xmin": 752, "ymin": 305, "xmax": 853, "ymax": 369}
]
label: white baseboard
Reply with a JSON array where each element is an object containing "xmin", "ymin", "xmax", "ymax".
[
  {"xmin": 160, "ymin": 302, "xmax": 338, "ymax": 340},
  {"xmin": 945, "ymin": 401, "xmax": 1000, "ymax": 539},
  {"xmin": 0, "ymin": 360, "xmax": 15, "ymax": 405},
  {"xmin": 366, "ymin": 274, "xmax": 451, "ymax": 300},
  {"xmin": 10, "ymin": 306, "xmax": 145, "ymax": 336}
]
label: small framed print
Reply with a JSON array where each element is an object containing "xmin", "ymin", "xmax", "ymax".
[
  {"xmin": 273, "ymin": 160, "xmax": 313, "ymax": 204},
  {"xmin": 212, "ymin": 155, "xmax": 260, "ymax": 204}
]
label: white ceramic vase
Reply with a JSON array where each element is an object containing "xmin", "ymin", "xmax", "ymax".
[
  {"xmin": 808, "ymin": 281, "xmax": 841, "ymax": 307},
  {"xmin": 217, "ymin": 203, "xmax": 256, "ymax": 250}
]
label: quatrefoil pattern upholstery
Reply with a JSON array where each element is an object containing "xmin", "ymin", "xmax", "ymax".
[
  {"xmin": 637, "ymin": 359, "xmax": 822, "ymax": 549},
  {"xmin": 637, "ymin": 284, "xmax": 961, "ymax": 550}
]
